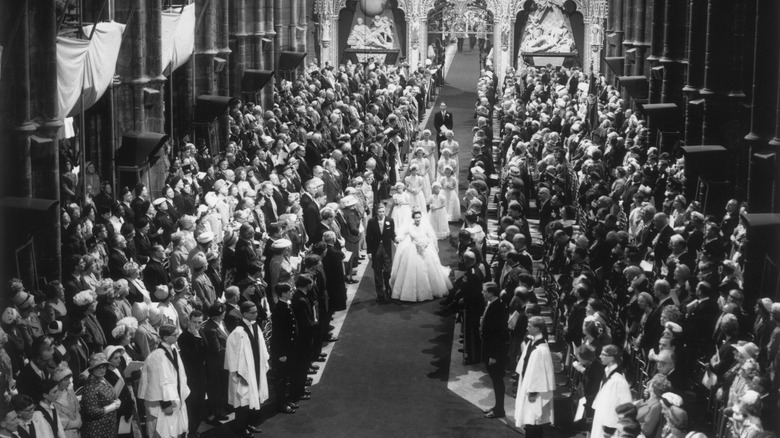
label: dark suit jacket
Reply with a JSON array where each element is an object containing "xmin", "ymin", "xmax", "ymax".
[
  {"xmin": 300, "ymin": 194, "xmax": 321, "ymax": 244},
  {"xmin": 270, "ymin": 300, "xmax": 298, "ymax": 360},
  {"xmin": 640, "ymin": 297, "xmax": 673, "ymax": 352},
  {"xmin": 108, "ymin": 248, "xmax": 128, "ymax": 281},
  {"xmin": 224, "ymin": 303, "xmax": 243, "ymax": 333},
  {"xmin": 433, "ymin": 111, "xmax": 454, "ymax": 137},
  {"xmin": 322, "ymin": 171, "xmax": 342, "ymax": 203},
  {"xmin": 234, "ymin": 239, "xmax": 259, "ymax": 281},
  {"xmin": 652, "ymin": 225, "xmax": 675, "ymax": 264},
  {"xmin": 178, "ymin": 330, "xmax": 207, "ymax": 390},
  {"xmin": 322, "ymin": 246, "xmax": 347, "ymax": 311},
  {"xmin": 365, "ymin": 216, "xmax": 395, "ymax": 255},
  {"xmin": 291, "ymin": 289, "xmax": 316, "ymax": 345},
  {"xmin": 142, "ymin": 259, "xmax": 169, "ymax": 294},
  {"xmin": 565, "ymin": 300, "xmax": 588, "ymax": 345},
  {"xmin": 480, "ymin": 298, "xmax": 510, "ymax": 363}
]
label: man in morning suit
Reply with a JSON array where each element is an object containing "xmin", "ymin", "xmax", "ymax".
[
  {"xmin": 234, "ymin": 224, "xmax": 259, "ymax": 282},
  {"xmin": 365, "ymin": 203, "xmax": 397, "ymax": 303},
  {"xmin": 481, "ymin": 281, "xmax": 510, "ymax": 419},
  {"xmin": 433, "ymin": 102, "xmax": 454, "ymax": 151}
]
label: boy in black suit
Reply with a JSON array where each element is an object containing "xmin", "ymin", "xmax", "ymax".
[{"xmin": 365, "ymin": 203, "xmax": 397, "ymax": 303}]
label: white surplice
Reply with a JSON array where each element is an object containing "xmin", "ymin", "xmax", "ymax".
[
  {"xmin": 514, "ymin": 336, "xmax": 556, "ymax": 427},
  {"xmin": 138, "ymin": 345, "xmax": 190, "ymax": 438},
  {"xmin": 590, "ymin": 365, "xmax": 633, "ymax": 438},
  {"xmin": 224, "ymin": 322, "xmax": 270, "ymax": 410}
]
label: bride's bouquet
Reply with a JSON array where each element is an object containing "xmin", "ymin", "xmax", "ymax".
[{"xmin": 415, "ymin": 238, "xmax": 430, "ymax": 255}]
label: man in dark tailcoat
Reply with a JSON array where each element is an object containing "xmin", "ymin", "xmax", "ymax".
[{"xmin": 365, "ymin": 203, "xmax": 397, "ymax": 303}]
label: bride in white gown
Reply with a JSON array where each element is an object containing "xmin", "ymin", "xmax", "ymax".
[{"xmin": 390, "ymin": 209, "xmax": 452, "ymax": 302}]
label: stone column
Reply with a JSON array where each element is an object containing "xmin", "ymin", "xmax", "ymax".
[
  {"xmin": 407, "ymin": 15, "xmax": 420, "ymax": 70},
  {"xmin": 700, "ymin": 0, "xmax": 734, "ymax": 145},
  {"xmin": 660, "ymin": 0, "xmax": 685, "ymax": 107},
  {"xmin": 253, "ymin": 0, "xmax": 265, "ymax": 70},
  {"xmin": 195, "ymin": 0, "xmax": 218, "ymax": 96},
  {"xmin": 682, "ymin": 0, "xmax": 706, "ymax": 145},
  {"xmin": 631, "ymin": 0, "xmax": 648, "ymax": 76},
  {"xmin": 230, "ymin": 0, "xmax": 249, "ymax": 98},
  {"xmin": 217, "ymin": 0, "xmax": 232, "ymax": 96},
  {"xmin": 147, "ymin": 0, "xmax": 165, "ymax": 133}
]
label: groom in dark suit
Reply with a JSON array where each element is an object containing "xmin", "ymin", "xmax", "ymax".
[
  {"xmin": 433, "ymin": 102, "xmax": 453, "ymax": 150},
  {"xmin": 365, "ymin": 203, "xmax": 397, "ymax": 303}
]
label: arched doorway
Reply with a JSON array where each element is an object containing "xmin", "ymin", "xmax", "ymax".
[{"xmin": 426, "ymin": 1, "xmax": 493, "ymax": 59}]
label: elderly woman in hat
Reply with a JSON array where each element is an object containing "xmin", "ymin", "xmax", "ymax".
[
  {"xmin": 122, "ymin": 261, "xmax": 150, "ymax": 305},
  {"xmin": 132, "ymin": 303, "xmax": 159, "ymax": 360},
  {"xmin": 103, "ymin": 344, "xmax": 138, "ymax": 436},
  {"xmin": 268, "ymin": 239, "xmax": 295, "ymax": 302},
  {"xmin": 341, "ymin": 196, "xmax": 362, "ymax": 283},
  {"xmin": 51, "ymin": 363, "xmax": 82, "ymax": 438},
  {"xmin": 636, "ymin": 374, "xmax": 672, "ymax": 438},
  {"xmin": 80, "ymin": 352, "xmax": 121, "ymax": 438}
]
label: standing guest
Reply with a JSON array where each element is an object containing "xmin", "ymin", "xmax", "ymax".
[
  {"xmin": 11, "ymin": 394, "xmax": 38, "ymax": 438},
  {"xmin": 31, "ymin": 379, "xmax": 67, "ymax": 438},
  {"xmin": 591, "ymin": 344, "xmax": 633, "ymax": 438},
  {"xmin": 51, "ymin": 364, "xmax": 81, "ymax": 438},
  {"xmin": 102, "ymin": 345, "xmax": 135, "ymax": 437},
  {"xmin": 191, "ymin": 253, "xmax": 217, "ymax": 308},
  {"xmin": 137, "ymin": 324, "xmax": 190, "ymax": 438},
  {"xmin": 202, "ymin": 303, "xmax": 229, "ymax": 425},
  {"xmin": 61, "ymin": 321, "xmax": 90, "ymax": 383},
  {"xmin": 80, "ymin": 353, "xmax": 121, "ymax": 438},
  {"xmin": 571, "ymin": 344, "xmax": 604, "ymax": 422},
  {"xmin": 142, "ymin": 245, "xmax": 169, "ymax": 294},
  {"xmin": 290, "ymin": 276, "xmax": 316, "ymax": 403},
  {"xmin": 178, "ymin": 310, "xmax": 207, "ymax": 435},
  {"xmin": 270, "ymin": 285, "xmax": 298, "ymax": 415},
  {"xmin": 0, "ymin": 403, "xmax": 21, "ymax": 438},
  {"xmin": 342, "ymin": 196, "xmax": 362, "ymax": 283},
  {"xmin": 636, "ymin": 375, "xmax": 673, "ymax": 438},
  {"xmin": 131, "ymin": 303, "xmax": 159, "ymax": 360},
  {"xmin": 16, "ymin": 337, "xmax": 56, "ymax": 398},
  {"xmin": 225, "ymin": 302, "xmax": 270, "ymax": 437},
  {"xmin": 513, "ymin": 316, "xmax": 555, "ymax": 436},
  {"xmin": 481, "ymin": 282, "xmax": 510, "ymax": 419},
  {"xmin": 322, "ymin": 232, "xmax": 347, "ymax": 312},
  {"xmin": 450, "ymin": 251, "xmax": 484, "ymax": 365},
  {"xmin": 223, "ymin": 286, "xmax": 243, "ymax": 333}
]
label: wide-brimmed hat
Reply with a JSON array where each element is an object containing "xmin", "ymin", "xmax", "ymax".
[
  {"xmin": 87, "ymin": 353, "xmax": 110, "ymax": 371},
  {"xmin": 734, "ymin": 342, "xmax": 759, "ymax": 360}
]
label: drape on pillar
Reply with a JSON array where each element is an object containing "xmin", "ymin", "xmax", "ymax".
[
  {"xmin": 162, "ymin": 4, "xmax": 196, "ymax": 74},
  {"xmin": 56, "ymin": 21, "xmax": 126, "ymax": 118}
]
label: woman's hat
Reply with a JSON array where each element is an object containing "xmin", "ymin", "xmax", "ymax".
[
  {"xmin": 341, "ymin": 196, "xmax": 358, "ymax": 207},
  {"xmin": 196, "ymin": 231, "xmax": 215, "ymax": 244},
  {"xmin": 734, "ymin": 342, "xmax": 759, "ymax": 360},
  {"xmin": 87, "ymin": 352, "xmax": 110, "ymax": 371},
  {"xmin": 152, "ymin": 198, "xmax": 167, "ymax": 207},
  {"xmin": 52, "ymin": 363, "xmax": 73, "ymax": 382},
  {"xmin": 271, "ymin": 239, "xmax": 292, "ymax": 250}
]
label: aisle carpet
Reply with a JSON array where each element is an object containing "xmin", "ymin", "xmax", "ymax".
[{"xmin": 244, "ymin": 49, "xmax": 519, "ymax": 437}]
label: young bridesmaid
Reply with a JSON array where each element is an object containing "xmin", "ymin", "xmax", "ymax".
[
  {"xmin": 438, "ymin": 166, "xmax": 461, "ymax": 221},
  {"xmin": 428, "ymin": 182, "xmax": 450, "ymax": 239},
  {"xmin": 391, "ymin": 182, "xmax": 413, "ymax": 231}
]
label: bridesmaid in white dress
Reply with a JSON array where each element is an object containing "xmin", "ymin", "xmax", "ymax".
[
  {"xmin": 428, "ymin": 183, "xmax": 450, "ymax": 239},
  {"xmin": 439, "ymin": 130, "xmax": 460, "ymax": 157},
  {"xmin": 390, "ymin": 209, "xmax": 452, "ymax": 302},
  {"xmin": 408, "ymin": 147, "xmax": 432, "ymax": 200},
  {"xmin": 438, "ymin": 166, "xmax": 461, "ymax": 221},
  {"xmin": 438, "ymin": 148, "xmax": 459, "ymax": 177},
  {"xmin": 391, "ymin": 183, "xmax": 413, "ymax": 231},
  {"xmin": 404, "ymin": 165, "xmax": 428, "ymax": 213},
  {"xmin": 416, "ymin": 130, "xmax": 438, "ymax": 185}
]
